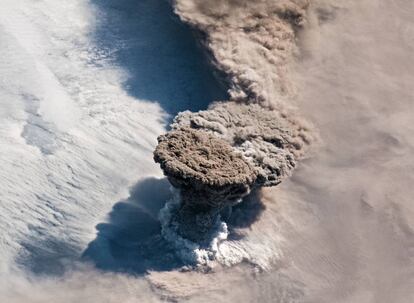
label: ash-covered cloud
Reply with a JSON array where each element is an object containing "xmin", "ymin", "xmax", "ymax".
[
  {"xmin": 173, "ymin": 0, "xmax": 310, "ymax": 105},
  {"xmin": 0, "ymin": 266, "xmax": 160, "ymax": 303},
  {"xmin": 155, "ymin": 0, "xmax": 315, "ymax": 260}
]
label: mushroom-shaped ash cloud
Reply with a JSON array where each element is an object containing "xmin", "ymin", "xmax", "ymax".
[
  {"xmin": 152, "ymin": 0, "xmax": 315, "ymax": 258},
  {"xmin": 172, "ymin": 102, "xmax": 313, "ymax": 187},
  {"xmin": 154, "ymin": 103, "xmax": 313, "ymax": 243},
  {"xmin": 154, "ymin": 128, "xmax": 257, "ymax": 241}
]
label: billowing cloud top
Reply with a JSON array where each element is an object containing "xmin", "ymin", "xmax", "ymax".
[{"xmin": 155, "ymin": 0, "xmax": 315, "ymax": 248}]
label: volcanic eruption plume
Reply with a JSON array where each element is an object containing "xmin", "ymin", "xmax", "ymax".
[{"xmin": 154, "ymin": 0, "xmax": 315, "ymax": 264}]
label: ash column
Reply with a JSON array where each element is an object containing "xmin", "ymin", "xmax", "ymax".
[{"xmin": 154, "ymin": 128, "xmax": 257, "ymax": 242}]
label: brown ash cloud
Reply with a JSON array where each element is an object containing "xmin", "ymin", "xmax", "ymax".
[{"xmin": 154, "ymin": 0, "xmax": 315, "ymax": 249}]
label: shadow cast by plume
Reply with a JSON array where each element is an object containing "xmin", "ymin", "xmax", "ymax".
[
  {"xmin": 91, "ymin": 0, "xmax": 228, "ymax": 117},
  {"xmin": 83, "ymin": 177, "xmax": 184, "ymax": 274},
  {"xmin": 83, "ymin": 180, "xmax": 266, "ymax": 274},
  {"xmin": 228, "ymin": 189, "xmax": 266, "ymax": 229}
]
